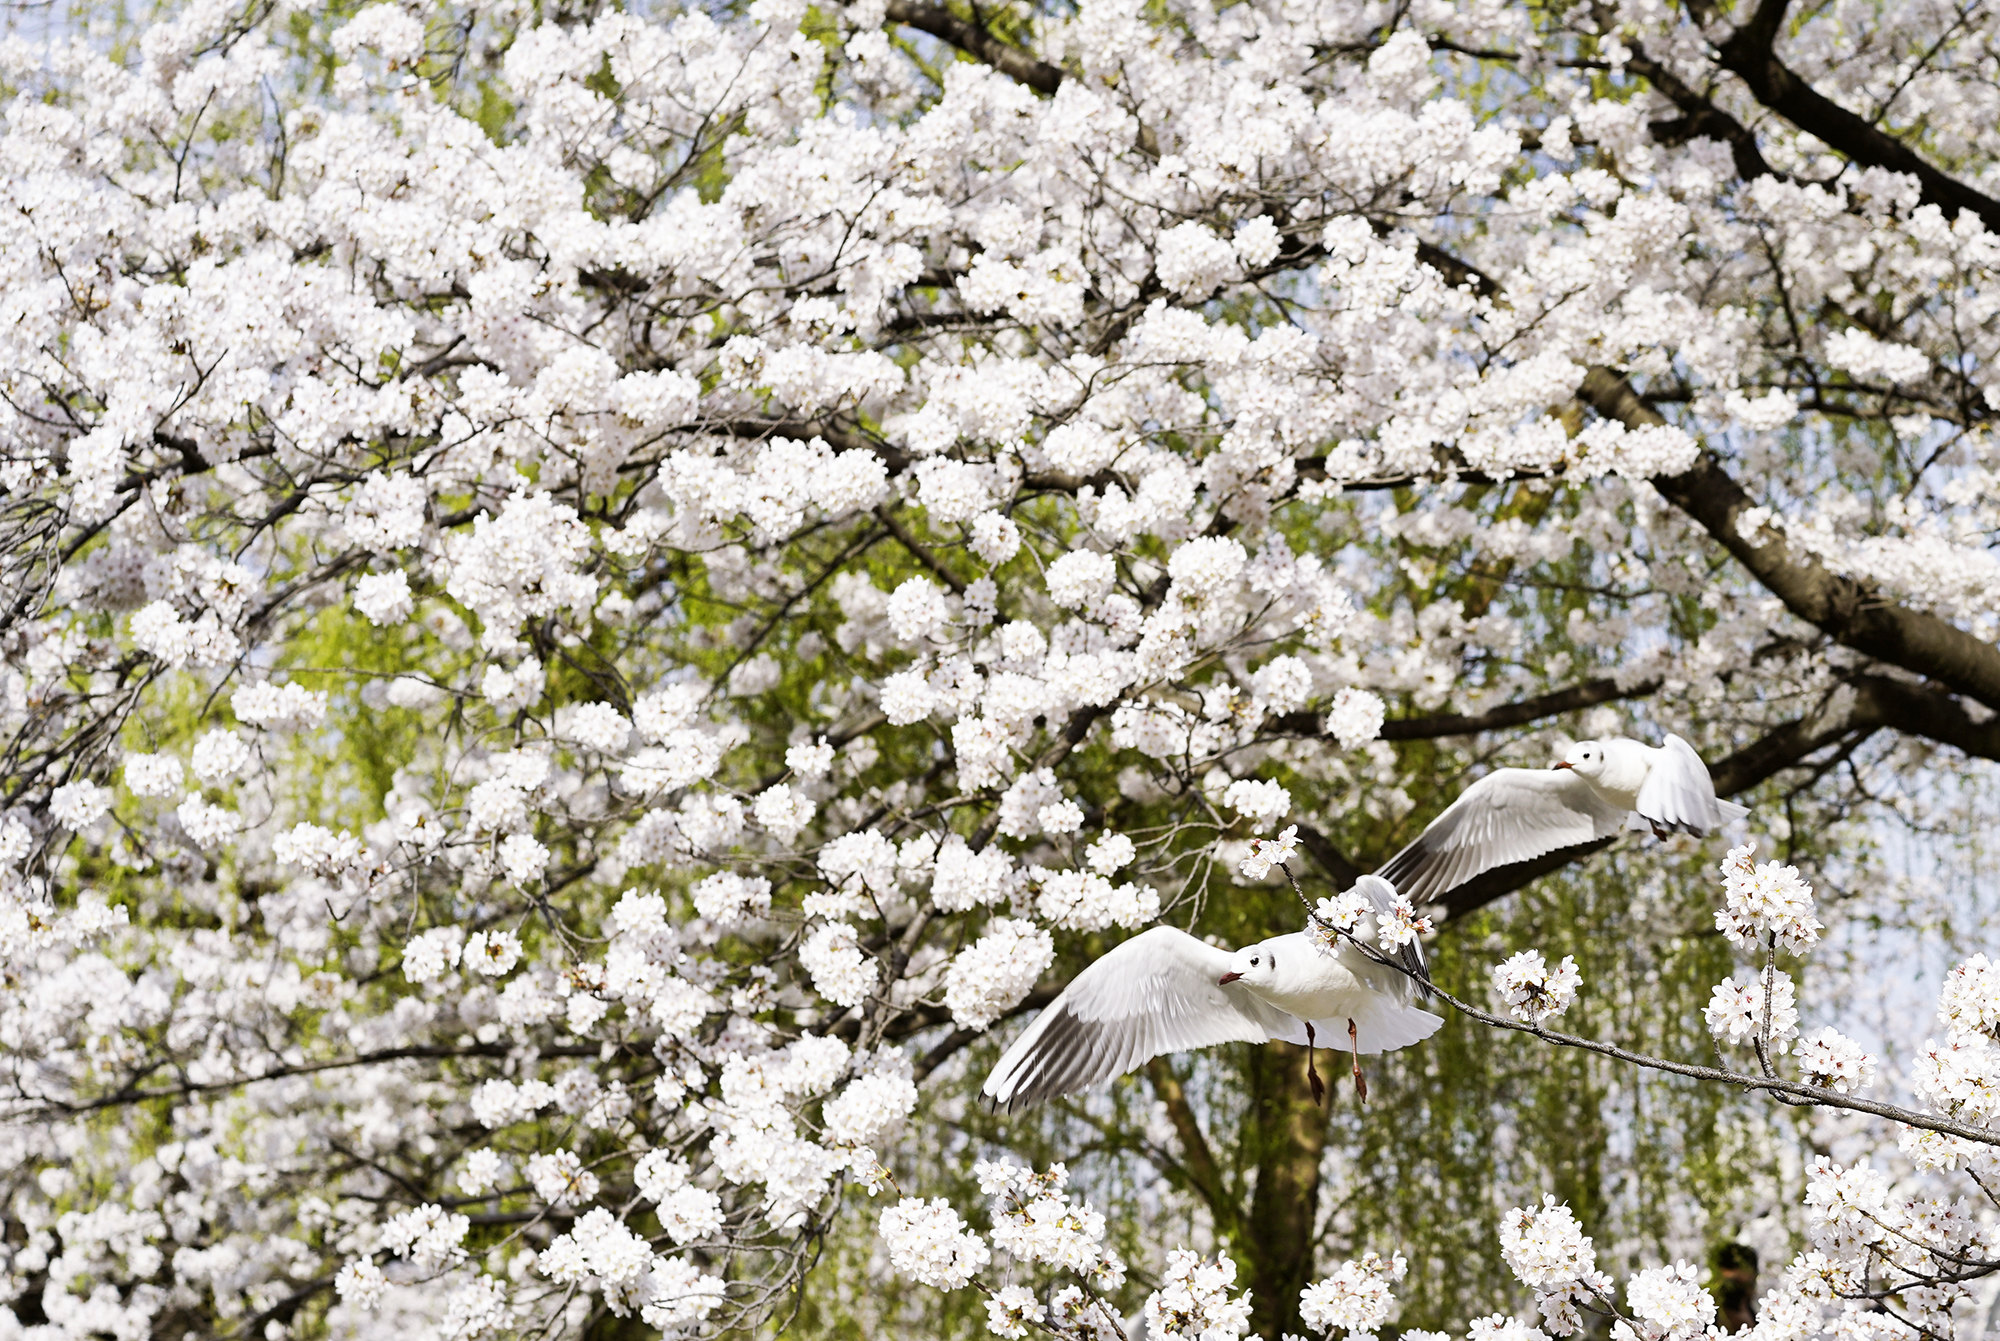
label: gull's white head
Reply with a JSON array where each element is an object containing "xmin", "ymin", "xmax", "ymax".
[
  {"xmin": 1554, "ymin": 740, "xmax": 1608, "ymax": 779},
  {"xmin": 1218, "ymin": 940, "xmax": 1280, "ymax": 989}
]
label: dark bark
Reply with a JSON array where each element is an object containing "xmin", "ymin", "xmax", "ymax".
[
  {"xmin": 1241, "ymin": 1042, "xmax": 1332, "ymax": 1340},
  {"xmin": 1851, "ymin": 674, "xmax": 2000, "ymax": 758},
  {"xmin": 1713, "ymin": 1243, "xmax": 1760, "ymax": 1331},
  {"xmin": 1582, "ymin": 367, "xmax": 2000, "ymax": 713},
  {"xmin": 1706, "ymin": 701, "xmax": 1867, "ymax": 797},
  {"xmin": 1294, "ymin": 822, "xmax": 1362, "ymax": 887},
  {"xmin": 1271, "ymin": 675, "xmax": 1661, "ymax": 746},
  {"xmin": 1623, "ymin": 38, "xmax": 1779, "ymax": 182},
  {"xmin": 1709, "ymin": 0, "xmax": 2000, "ymax": 232},
  {"xmin": 911, "ymin": 984, "xmax": 1059, "ymax": 1081},
  {"xmin": 880, "ymin": 0, "xmax": 1065, "ymax": 93},
  {"xmin": 1623, "ymin": 0, "xmax": 2000, "ymax": 230}
]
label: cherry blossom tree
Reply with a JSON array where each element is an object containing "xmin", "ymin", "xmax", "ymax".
[{"xmin": 4, "ymin": 0, "xmax": 2000, "ymax": 1337}]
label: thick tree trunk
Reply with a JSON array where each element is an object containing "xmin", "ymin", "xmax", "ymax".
[{"xmin": 1242, "ymin": 1041, "xmax": 1332, "ymax": 1339}]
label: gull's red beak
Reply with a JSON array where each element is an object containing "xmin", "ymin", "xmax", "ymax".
[
  {"xmin": 1551, "ymin": 761, "xmax": 1574, "ymax": 770},
  {"xmin": 1218, "ymin": 971, "xmax": 1243, "ymax": 985}
]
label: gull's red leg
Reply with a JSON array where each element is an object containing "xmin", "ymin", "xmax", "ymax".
[{"xmin": 1347, "ymin": 1017, "xmax": 1368, "ymax": 1105}]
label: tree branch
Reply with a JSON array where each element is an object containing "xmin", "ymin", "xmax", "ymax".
[
  {"xmin": 1580, "ymin": 367, "xmax": 2000, "ymax": 712},
  {"xmin": 1707, "ymin": 696, "xmax": 1869, "ymax": 796},
  {"xmin": 879, "ymin": 0, "xmax": 1065, "ymax": 94},
  {"xmin": 27, "ymin": 1041, "xmax": 606, "ymax": 1116},
  {"xmin": 1378, "ymin": 675, "xmax": 1659, "ymax": 741},
  {"xmin": 1144, "ymin": 1057, "xmax": 1242, "ymax": 1234},
  {"xmin": 1621, "ymin": 34, "xmax": 1779, "ymax": 182},
  {"xmin": 1292, "ymin": 822, "xmax": 1362, "ymax": 887},
  {"xmin": 875, "ymin": 504, "xmax": 968, "ymax": 594},
  {"xmin": 1435, "ymin": 837, "xmax": 1619, "ymax": 922},
  {"xmin": 1411, "ymin": 238, "xmax": 1501, "ymax": 299},
  {"xmin": 912, "ymin": 984, "xmax": 1059, "ymax": 1082},
  {"xmin": 1711, "ymin": 3, "xmax": 2000, "ymax": 232},
  {"xmin": 1854, "ymin": 674, "xmax": 2000, "ymax": 760},
  {"xmin": 1268, "ymin": 676, "xmax": 1660, "ymax": 748}
]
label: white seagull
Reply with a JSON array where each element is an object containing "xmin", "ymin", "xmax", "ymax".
[
  {"xmin": 981, "ymin": 877, "xmax": 1442, "ymax": 1112},
  {"xmin": 1378, "ymin": 734, "xmax": 1747, "ymax": 906}
]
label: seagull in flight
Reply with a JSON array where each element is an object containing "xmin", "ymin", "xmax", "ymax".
[
  {"xmin": 981, "ymin": 877, "xmax": 1442, "ymax": 1112},
  {"xmin": 1378, "ymin": 734, "xmax": 1747, "ymax": 906}
]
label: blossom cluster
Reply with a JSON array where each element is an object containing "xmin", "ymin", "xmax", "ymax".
[
  {"xmin": 1145, "ymin": 1251, "xmax": 1255, "ymax": 1340},
  {"xmin": 1308, "ymin": 878, "xmax": 1431, "ymax": 960},
  {"xmin": 980, "ymin": 1161, "xmax": 1128, "ymax": 1289},
  {"xmin": 1715, "ymin": 843, "xmax": 1823, "ymax": 954},
  {"xmin": 1497, "ymin": 1196, "xmax": 1613, "ymax": 1336},
  {"xmin": 1490, "ymin": 951, "xmax": 1582, "ymax": 1025},
  {"xmin": 1299, "ymin": 1250, "xmax": 1408, "ymax": 1338},
  {"xmin": 1703, "ymin": 970, "xmax": 1800, "ymax": 1053},
  {"xmin": 881, "ymin": 1162, "xmax": 1137, "ymax": 1336}
]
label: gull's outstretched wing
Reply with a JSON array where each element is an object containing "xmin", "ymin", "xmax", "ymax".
[
  {"xmin": 980, "ymin": 926, "xmax": 1299, "ymax": 1113},
  {"xmin": 1636, "ymin": 734, "xmax": 1746, "ymax": 836},
  {"xmin": 1376, "ymin": 768, "xmax": 1626, "ymax": 905}
]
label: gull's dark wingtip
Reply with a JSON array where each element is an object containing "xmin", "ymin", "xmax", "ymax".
[{"xmin": 1404, "ymin": 948, "xmax": 1437, "ymax": 1001}]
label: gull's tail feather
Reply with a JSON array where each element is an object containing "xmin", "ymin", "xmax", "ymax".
[{"xmin": 1314, "ymin": 1000, "xmax": 1444, "ymax": 1056}]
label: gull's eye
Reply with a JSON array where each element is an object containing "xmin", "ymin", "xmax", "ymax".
[{"xmin": 1250, "ymin": 956, "xmax": 1260, "ymax": 966}]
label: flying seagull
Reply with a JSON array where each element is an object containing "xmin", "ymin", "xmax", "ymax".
[
  {"xmin": 1378, "ymin": 734, "xmax": 1748, "ymax": 906},
  {"xmin": 981, "ymin": 878, "xmax": 1442, "ymax": 1112}
]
